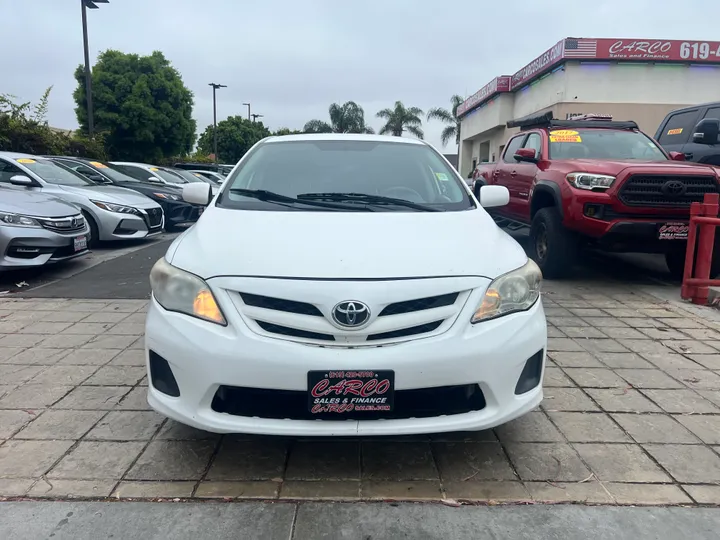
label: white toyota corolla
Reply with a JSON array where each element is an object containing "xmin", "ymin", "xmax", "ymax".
[{"xmin": 145, "ymin": 134, "xmax": 546, "ymax": 436}]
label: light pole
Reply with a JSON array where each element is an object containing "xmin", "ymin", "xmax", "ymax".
[
  {"xmin": 251, "ymin": 113, "xmax": 263, "ymax": 123},
  {"xmin": 208, "ymin": 83, "xmax": 227, "ymax": 163},
  {"xmin": 81, "ymin": 0, "xmax": 108, "ymax": 138},
  {"xmin": 243, "ymin": 103, "xmax": 251, "ymax": 121}
]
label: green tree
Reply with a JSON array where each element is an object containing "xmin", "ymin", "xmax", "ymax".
[
  {"xmin": 303, "ymin": 101, "xmax": 374, "ymax": 134},
  {"xmin": 197, "ymin": 116, "xmax": 271, "ymax": 163},
  {"xmin": 427, "ymin": 94, "xmax": 464, "ymax": 147},
  {"xmin": 376, "ymin": 101, "xmax": 424, "ymax": 138},
  {"xmin": 273, "ymin": 127, "xmax": 303, "ymax": 136},
  {"xmin": 73, "ymin": 50, "xmax": 196, "ymax": 162}
]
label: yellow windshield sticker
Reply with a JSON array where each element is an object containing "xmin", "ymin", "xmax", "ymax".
[
  {"xmin": 667, "ymin": 128, "xmax": 683, "ymax": 135},
  {"xmin": 16, "ymin": 158, "xmax": 36, "ymax": 163},
  {"xmin": 150, "ymin": 167, "xmax": 159, "ymax": 171},
  {"xmin": 435, "ymin": 172, "xmax": 449, "ymax": 181},
  {"xmin": 550, "ymin": 135, "xmax": 582, "ymax": 143},
  {"xmin": 194, "ymin": 173, "xmax": 203, "ymax": 177},
  {"xmin": 89, "ymin": 161, "xmax": 108, "ymax": 168},
  {"xmin": 549, "ymin": 130, "xmax": 579, "ymax": 136}
]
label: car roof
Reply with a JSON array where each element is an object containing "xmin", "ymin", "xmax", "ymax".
[
  {"xmin": 668, "ymin": 101, "xmax": 720, "ymax": 114},
  {"xmin": 0, "ymin": 151, "xmax": 47, "ymax": 159},
  {"xmin": 262, "ymin": 133, "xmax": 426, "ymax": 145},
  {"xmin": 110, "ymin": 161, "xmax": 155, "ymax": 167}
]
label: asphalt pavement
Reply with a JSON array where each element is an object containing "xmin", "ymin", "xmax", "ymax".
[{"xmin": 1, "ymin": 502, "xmax": 719, "ymax": 540}]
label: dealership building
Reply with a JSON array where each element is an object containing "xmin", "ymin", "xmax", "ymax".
[{"xmin": 457, "ymin": 37, "xmax": 720, "ymax": 177}]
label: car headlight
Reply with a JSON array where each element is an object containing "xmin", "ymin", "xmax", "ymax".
[
  {"xmin": 471, "ymin": 259, "xmax": 542, "ymax": 323},
  {"xmin": 150, "ymin": 257, "xmax": 226, "ymax": 325},
  {"xmin": 0, "ymin": 211, "xmax": 41, "ymax": 228},
  {"xmin": 153, "ymin": 192, "xmax": 181, "ymax": 201},
  {"xmin": 566, "ymin": 173, "xmax": 615, "ymax": 191},
  {"xmin": 91, "ymin": 200, "xmax": 140, "ymax": 214}
]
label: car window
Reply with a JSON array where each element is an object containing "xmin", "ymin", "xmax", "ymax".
[
  {"xmin": 549, "ymin": 129, "xmax": 668, "ymax": 161},
  {"xmin": 523, "ymin": 133, "xmax": 542, "ymax": 156},
  {"xmin": 112, "ymin": 164, "xmax": 155, "ymax": 182},
  {"xmin": 84, "ymin": 161, "xmax": 140, "ymax": 183},
  {"xmin": 13, "ymin": 158, "xmax": 94, "ymax": 185},
  {"xmin": 703, "ymin": 107, "xmax": 720, "ymax": 121},
  {"xmin": 658, "ymin": 110, "xmax": 699, "ymax": 145},
  {"xmin": 220, "ymin": 140, "xmax": 472, "ymax": 212},
  {"xmin": 502, "ymin": 135, "xmax": 526, "ymax": 163},
  {"xmin": 151, "ymin": 167, "xmax": 187, "ymax": 184},
  {"xmin": 0, "ymin": 159, "xmax": 27, "ymax": 184}
]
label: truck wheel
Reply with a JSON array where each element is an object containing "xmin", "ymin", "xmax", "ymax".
[{"xmin": 530, "ymin": 208, "xmax": 577, "ymax": 279}]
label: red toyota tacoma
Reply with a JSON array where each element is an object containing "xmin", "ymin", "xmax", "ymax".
[{"xmin": 473, "ymin": 112, "xmax": 720, "ymax": 279}]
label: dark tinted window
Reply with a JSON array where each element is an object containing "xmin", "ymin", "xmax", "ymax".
[
  {"xmin": 0, "ymin": 159, "xmax": 25, "ymax": 183},
  {"xmin": 523, "ymin": 133, "xmax": 542, "ymax": 156},
  {"xmin": 502, "ymin": 135, "xmax": 526, "ymax": 163},
  {"xmin": 112, "ymin": 164, "xmax": 151, "ymax": 181},
  {"xmin": 703, "ymin": 107, "xmax": 720, "ymax": 121},
  {"xmin": 658, "ymin": 110, "xmax": 699, "ymax": 145}
]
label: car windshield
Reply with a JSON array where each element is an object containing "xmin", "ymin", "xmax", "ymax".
[
  {"xmin": 153, "ymin": 168, "xmax": 187, "ymax": 184},
  {"xmin": 220, "ymin": 140, "xmax": 472, "ymax": 212},
  {"xmin": 172, "ymin": 169, "xmax": 205, "ymax": 183},
  {"xmin": 91, "ymin": 162, "xmax": 141, "ymax": 183},
  {"xmin": 20, "ymin": 158, "xmax": 94, "ymax": 186},
  {"xmin": 548, "ymin": 129, "xmax": 668, "ymax": 161}
]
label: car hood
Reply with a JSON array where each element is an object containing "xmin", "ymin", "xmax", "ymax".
[
  {"xmin": 550, "ymin": 159, "xmax": 719, "ymax": 176},
  {"xmin": 0, "ymin": 189, "xmax": 81, "ymax": 218},
  {"xmin": 169, "ymin": 207, "xmax": 528, "ymax": 280},
  {"xmin": 55, "ymin": 184, "xmax": 157, "ymax": 206}
]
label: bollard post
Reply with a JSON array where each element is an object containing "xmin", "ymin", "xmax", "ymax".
[
  {"xmin": 692, "ymin": 193, "xmax": 719, "ymax": 305},
  {"xmin": 681, "ymin": 201, "xmax": 701, "ymax": 301}
]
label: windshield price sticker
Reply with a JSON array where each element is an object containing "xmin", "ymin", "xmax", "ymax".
[
  {"xmin": 435, "ymin": 172, "xmax": 449, "ymax": 181},
  {"xmin": 667, "ymin": 128, "xmax": 683, "ymax": 135},
  {"xmin": 89, "ymin": 161, "xmax": 108, "ymax": 168},
  {"xmin": 16, "ymin": 158, "xmax": 36, "ymax": 163},
  {"xmin": 550, "ymin": 130, "xmax": 582, "ymax": 143}
]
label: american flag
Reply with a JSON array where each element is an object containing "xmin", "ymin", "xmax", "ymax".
[{"xmin": 564, "ymin": 38, "xmax": 598, "ymax": 58}]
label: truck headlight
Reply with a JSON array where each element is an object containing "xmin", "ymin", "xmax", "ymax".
[
  {"xmin": 566, "ymin": 173, "xmax": 615, "ymax": 191},
  {"xmin": 0, "ymin": 212, "xmax": 41, "ymax": 228},
  {"xmin": 150, "ymin": 258, "xmax": 226, "ymax": 325},
  {"xmin": 472, "ymin": 259, "xmax": 542, "ymax": 323}
]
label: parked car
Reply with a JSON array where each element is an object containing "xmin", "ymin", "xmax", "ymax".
[
  {"xmin": 47, "ymin": 157, "xmax": 202, "ymax": 232},
  {"xmin": 0, "ymin": 152, "xmax": 164, "ymax": 247},
  {"xmin": 189, "ymin": 170, "xmax": 226, "ymax": 185},
  {"xmin": 473, "ymin": 112, "xmax": 720, "ymax": 279},
  {"xmin": 169, "ymin": 168, "xmax": 221, "ymax": 190},
  {"xmin": 0, "ymin": 189, "xmax": 89, "ymax": 271},
  {"xmin": 110, "ymin": 162, "xmax": 188, "ymax": 186},
  {"xmin": 145, "ymin": 133, "xmax": 546, "ymax": 436},
  {"xmin": 654, "ymin": 102, "xmax": 720, "ymax": 166},
  {"xmin": 173, "ymin": 162, "xmax": 231, "ymax": 176}
]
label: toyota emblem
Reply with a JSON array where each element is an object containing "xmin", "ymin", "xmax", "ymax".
[
  {"xmin": 661, "ymin": 180, "xmax": 686, "ymax": 197},
  {"xmin": 332, "ymin": 301, "xmax": 370, "ymax": 328}
]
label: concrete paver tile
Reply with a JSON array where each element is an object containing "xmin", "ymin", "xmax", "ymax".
[
  {"xmin": 684, "ymin": 485, "xmax": 720, "ymax": 504},
  {"xmin": 85, "ymin": 411, "xmax": 164, "ymax": 441},
  {"xmin": 101, "ymin": 301, "xmax": 147, "ymax": 313},
  {"xmin": 547, "ymin": 352, "xmax": 603, "ymax": 368},
  {"xmin": 0, "ymin": 347, "xmax": 25, "ymax": 363},
  {"xmin": 583, "ymin": 317, "xmax": 629, "ymax": 328},
  {"xmin": 361, "ymin": 442, "xmax": 437, "ymax": 480},
  {"xmin": 542, "ymin": 367, "xmax": 576, "ymax": 388},
  {"xmin": 697, "ymin": 390, "xmax": 720, "ymax": 408},
  {"xmin": 197, "ymin": 480, "xmax": 281, "ymax": 499},
  {"xmin": 578, "ymin": 339, "xmax": 629, "ymax": 354},
  {"xmin": 546, "ymin": 317, "xmax": 589, "ymax": 327},
  {"xmin": 285, "ymin": 442, "xmax": 359, "ymax": 480},
  {"xmin": 17, "ymin": 322, "xmax": 73, "ymax": 335},
  {"xmin": 114, "ymin": 387, "xmax": 152, "ymax": 411},
  {"xmin": 664, "ymin": 340, "xmax": 717, "ymax": 355},
  {"xmin": 681, "ymin": 328, "xmax": 720, "ymax": 341},
  {"xmin": 668, "ymin": 369, "xmax": 720, "ymax": 390},
  {"xmin": 49, "ymin": 441, "xmax": 145, "ymax": 479},
  {"xmin": 563, "ymin": 368, "xmax": 627, "ymax": 388},
  {"xmin": 574, "ymin": 443, "xmax": 671, "ymax": 482},
  {"xmin": 80, "ymin": 312, "xmax": 131, "ymax": 324},
  {"xmin": 279, "ymin": 480, "xmax": 358, "ymax": 500},
  {"xmin": 39, "ymin": 311, "xmax": 96, "ymax": 323},
  {"xmin": 642, "ymin": 389, "xmax": 719, "ymax": 413},
  {"xmin": 599, "ymin": 327, "xmax": 649, "ymax": 340},
  {"xmin": 585, "ymin": 388, "xmax": 661, "ymax": 413},
  {"xmin": 524, "ymin": 481, "xmax": 613, "ymax": 503},
  {"xmin": 65, "ymin": 302, "xmax": 108, "ymax": 312},
  {"xmin": 37, "ymin": 334, "xmax": 95, "ymax": 349},
  {"xmin": 541, "ymin": 388, "xmax": 599, "ymax": 412},
  {"xmin": 0, "ymin": 334, "xmax": 46, "ymax": 348},
  {"xmin": 640, "ymin": 308, "xmax": 682, "ymax": 318},
  {"xmin": 561, "ymin": 327, "xmax": 607, "ymax": 339},
  {"xmin": 82, "ymin": 335, "xmax": 137, "ymax": 349},
  {"xmin": 611, "ymin": 413, "xmax": 700, "ymax": 444},
  {"xmin": 83, "ymin": 365, "xmax": 145, "ymax": 386},
  {"xmin": 0, "ymin": 478, "xmax": 34, "ymax": 496},
  {"xmin": 504, "ymin": 442, "xmax": 590, "ymax": 481},
  {"xmin": 0, "ymin": 321, "xmax": 32, "ymax": 333},
  {"xmin": 361, "ymin": 480, "xmax": 442, "ymax": 501},
  {"xmin": 52, "ymin": 386, "xmax": 130, "ymax": 410},
  {"xmin": 428, "ymin": 430, "xmax": 497, "ymax": 442},
  {"xmin": 7, "ymin": 348, "xmax": 71, "ymax": 366},
  {"xmin": 60, "ymin": 322, "xmax": 112, "ymax": 335},
  {"xmin": 120, "ymin": 313, "xmax": 147, "ymax": 324},
  {"xmin": 675, "ymin": 415, "xmax": 720, "ymax": 445},
  {"xmin": 548, "ymin": 412, "xmax": 630, "ymax": 442},
  {"xmin": 0, "ymin": 386, "xmax": 13, "ymax": 399},
  {"xmin": 128, "ymin": 337, "xmax": 144, "ymax": 350},
  {"xmin": 432, "ymin": 442, "xmax": 515, "ymax": 481},
  {"xmin": 544, "ymin": 307, "xmax": 573, "ymax": 317},
  {"xmin": 688, "ymin": 354, "xmax": 720, "ymax": 370},
  {"xmin": 28, "ymin": 479, "xmax": 115, "ymax": 498},
  {"xmin": 495, "ymin": 411, "xmax": 564, "ymax": 442},
  {"xmin": 641, "ymin": 353, "xmax": 707, "ymax": 371},
  {"xmin": 208, "ymin": 439, "xmax": 286, "ymax": 480},
  {"xmin": 605, "ymin": 483, "xmax": 691, "ymax": 505},
  {"xmin": 16, "ymin": 410, "xmax": 105, "ymax": 440},
  {"xmin": 126, "ymin": 440, "xmax": 216, "ymax": 480},
  {"xmin": 155, "ymin": 420, "xmax": 219, "ymax": 440},
  {"xmin": 112, "ymin": 481, "xmax": 196, "ymax": 498},
  {"xmin": 57, "ymin": 349, "xmax": 120, "ymax": 365},
  {"xmin": 0, "ymin": 384, "xmax": 73, "ymax": 409},
  {"xmin": 0, "ymin": 365, "xmax": 44, "ymax": 385},
  {"xmin": 604, "ymin": 309, "xmax": 644, "ymax": 318},
  {"xmin": 640, "ymin": 328, "xmax": 691, "ymax": 340},
  {"xmin": 569, "ymin": 308, "xmax": 606, "ymax": 318},
  {"xmin": 643, "ymin": 444, "xmax": 720, "ymax": 483},
  {"xmin": 0, "ymin": 410, "xmax": 36, "ymax": 438},
  {"xmin": 29, "ymin": 365, "xmax": 98, "ymax": 386},
  {"xmin": 443, "ymin": 480, "xmax": 530, "ymax": 502},
  {"xmin": 547, "ymin": 338, "xmax": 585, "ymax": 352},
  {"xmin": 618, "ymin": 318, "xmax": 667, "ymax": 328},
  {"xmin": 109, "ymin": 350, "xmax": 145, "ymax": 366},
  {"xmin": 616, "ymin": 369, "xmax": 684, "ymax": 389},
  {"xmin": 0, "ymin": 440, "xmax": 74, "ymax": 478},
  {"xmin": 618, "ymin": 339, "xmax": 672, "ymax": 355},
  {"xmin": 546, "ymin": 327, "xmax": 565, "ymax": 338},
  {"xmin": 105, "ymin": 323, "xmax": 145, "ymax": 336}
]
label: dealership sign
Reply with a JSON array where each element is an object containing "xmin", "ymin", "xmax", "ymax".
[
  {"xmin": 510, "ymin": 39, "xmax": 565, "ymax": 91},
  {"xmin": 456, "ymin": 76, "xmax": 511, "ymax": 117}
]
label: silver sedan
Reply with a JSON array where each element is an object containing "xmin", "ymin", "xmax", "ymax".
[{"xmin": 0, "ymin": 152, "xmax": 164, "ymax": 247}]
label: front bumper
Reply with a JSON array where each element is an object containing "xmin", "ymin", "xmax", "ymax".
[
  {"xmin": 96, "ymin": 206, "xmax": 164, "ymax": 241},
  {"xmin": 0, "ymin": 225, "xmax": 90, "ymax": 270},
  {"xmin": 145, "ymin": 294, "xmax": 547, "ymax": 436},
  {"xmin": 158, "ymin": 201, "xmax": 202, "ymax": 227}
]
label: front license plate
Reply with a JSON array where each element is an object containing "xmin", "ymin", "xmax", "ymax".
[
  {"xmin": 658, "ymin": 222, "xmax": 689, "ymax": 240},
  {"xmin": 73, "ymin": 235, "xmax": 88, "ymax": 252},
  {"xmin": 308, "ymin": 370, "xmax": 394, "ymax": 415}
]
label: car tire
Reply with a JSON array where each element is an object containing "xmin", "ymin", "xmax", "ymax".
[
  {"xmin": 530, "ymin": 207, "xmax": 577, "ymax": 279},
  {"xmin": 82, "ymin": 211, "xmax": 100, "ymax": 249},
  {"xmin": 665, "ymin": 238, "xmax": 720, "ymax": 281}
]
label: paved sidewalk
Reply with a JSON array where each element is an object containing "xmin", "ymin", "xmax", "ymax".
[{"xmin": 0, "ymin": 281, "xmax": 720, "ymax": 505}]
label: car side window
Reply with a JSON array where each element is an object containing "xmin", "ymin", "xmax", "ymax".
[
  {"xmin": 523, "ymin": 133, "xmax": 542, "ymax": 157},
  {"xmin": 658, "ymin": 110, "xmax": 699, "ymax": 145},
  {"xmin": 502, "ymin": 135, "xmax": 526, "ymax": 163},
  {"xmin": 703, "ymin": 107, "xmax": 720, "ymax": 122},
  {"xmin": 0, "ymin": 159, "xmax": 25, "ymax": 184},
  {"xmin": 113, "ymin": 164, "xmax": 146, "ymax": 181}
]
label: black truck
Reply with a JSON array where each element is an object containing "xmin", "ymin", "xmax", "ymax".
[{"xmin": 654, "ymin": 102, "xmax": 720, "ymax": 166}]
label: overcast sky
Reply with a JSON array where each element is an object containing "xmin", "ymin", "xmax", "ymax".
[{"xmin": 3, "ymin": 0, "xmax": 719, "ymax": 151}]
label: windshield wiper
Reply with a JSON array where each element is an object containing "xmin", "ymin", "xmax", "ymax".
[
  {"xmin": 228, "ymin": 188, "xmax": 371, "ymax": 211},
  {"xmin": 297, "ymin": 192, "xmax": 441, "ymax": 212}
]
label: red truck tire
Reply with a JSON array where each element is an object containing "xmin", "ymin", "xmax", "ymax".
[{"xmin": 530, "ymin": 208, "xmax": 578, "ymax": 279}]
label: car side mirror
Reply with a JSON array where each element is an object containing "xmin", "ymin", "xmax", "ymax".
[
  {"xmin": 147, "ymin": 176, "xmax": 164, "ymax": 183},
  {"xmin": 479, "ymin": 185, "xmax": 509, "ymax": 208},
  {"xmin": 514, "ymin": 148, "xmax": 538, "ymax": 163},
  {"xmin": 692, "ymin": 118, "xmax": 720, "ymax": 145},
  {"xmin": 183, "ymin": 182, "xmax": 213, "ymax": 206},
  {"xmin": 668, "ymin": 151, "xmax": 686, "ymax": 161},
  {"xmin": 9, "ymin": 175, "xmax": 34, "ymax": 186}
]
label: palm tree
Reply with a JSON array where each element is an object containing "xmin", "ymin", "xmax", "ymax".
[
  {"xmin": 426, "ymin": 94, "xmax": 464, "ymax": 148},
  {"xmin": 376, "ymin": 101, "xmax": 424, "ymax": 139},
  {"xmin": 303, "ymin": 101, "xmax": 374, "ymax": 134}
]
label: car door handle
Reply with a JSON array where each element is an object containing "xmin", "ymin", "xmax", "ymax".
[{"xmin": 510, "ymin": 171, "xmax": 517, "ymax": 177}]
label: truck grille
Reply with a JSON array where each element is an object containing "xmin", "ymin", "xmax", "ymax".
[
  {"xmin": 37, "ymin": 214, "xmax": 85, "ymax": 234},
  {"xmin": 618, "ymin": 175, "xmax": 719, "ymax": 207}
]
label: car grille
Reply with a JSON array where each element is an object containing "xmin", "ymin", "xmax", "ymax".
[
  {"xmin": 37, "ymin": 214, "xmax": 85, "ymax": 234},
  {"xmin": 618, "ymin": 175, "xmax": 719, "ymax": 207},
  {"xmin": 144, "ymin": 207, "xmax": 163, "ymax": 228},
  {"xmin": 234, "ymin": 289, "xmax": 468, "ymax": 346}
]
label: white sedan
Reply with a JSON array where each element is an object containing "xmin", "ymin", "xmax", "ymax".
[{"xmin": 145, "ymin": 134, "xmax": 546, "ymax": 436}]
